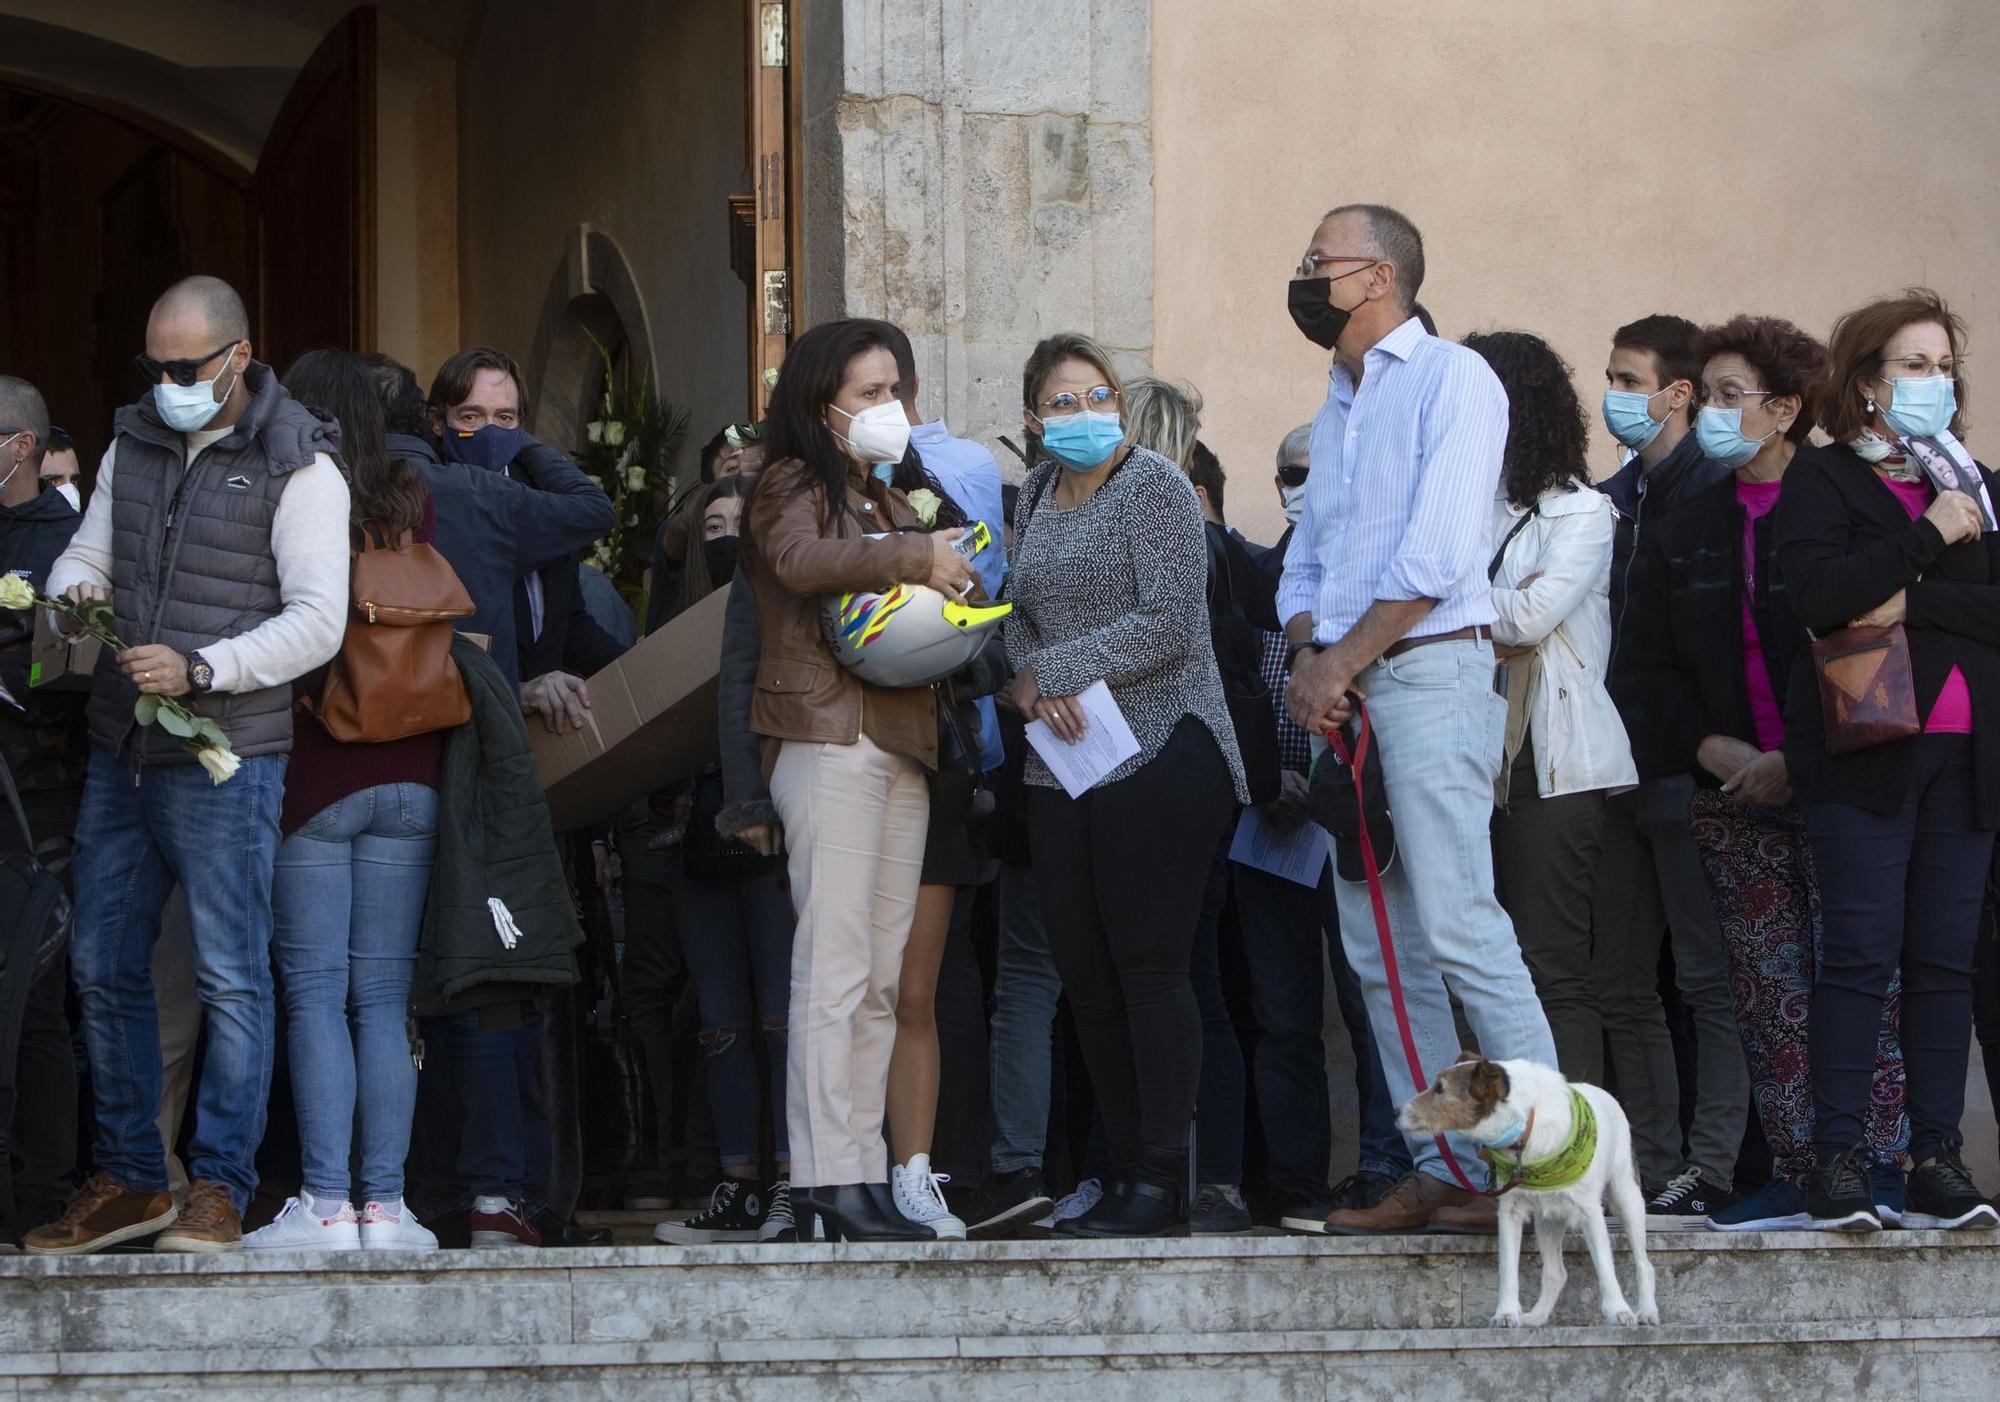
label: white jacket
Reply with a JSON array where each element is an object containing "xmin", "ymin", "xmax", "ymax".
[{"xmin": 1489, "ymin": 484, "xmax": 1638, "ymax": 799}]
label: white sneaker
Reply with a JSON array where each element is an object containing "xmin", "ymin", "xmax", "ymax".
[
  {"xmin": 1033, "ymin": 1177, "xmax": 1102, "ymax": 1230},
  {"xmin": 242, "ymin": 1195, "xmax": 360, "ymax": 1253},
  {"xmin": 360, "ymin": 1201, "xmax": 440, "ymax": 1252},
  {"xmin": 892, "ymin": 1155, "xmax": 968, "ymax": 1241}
]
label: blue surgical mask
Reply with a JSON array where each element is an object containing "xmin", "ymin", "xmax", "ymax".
[
  {"xmin": 872, "ymin": 463, "xmax": 897, "ymax": 484},
  {"xmin": 1882, "ymin": 374, "xmax": 1957, "ymax": 441},
  {"xmin": 1601, "ymin": 387, "xmax": 1668, "ymax": 451},
  {"xmin": 1041, "ymin": 409, "xmax": 1124, "ymax": 472},
  {"xmin": 1696, "ymin": 404, "xmax": 1774, "ymax": 470},
  {"xmin": 1475, "ymin": 1104, "xmax": 1529, "ymax": 1149},
  {"xmin": 153, "ymin": 355, "xmax": 239, "ymax": 433},
  {"xmin": 441, "ymin": 423, "xmax": 526, "ymax": 473}
]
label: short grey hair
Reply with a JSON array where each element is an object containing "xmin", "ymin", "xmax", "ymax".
[
  {"xmin": 0, "ymin": 375, "xmax": 50, "ymax": 459},
  {"xmin": 1276, "ymin": 422, "xmax": 1312, "ymax": 468},
  {"xmin": 1122, "ymin": 376, "xmax": 1204, "ymax": 469},
  {"xmin": 1324, "ymin": 203, "xmax": 1425, "ymax": 310},
  {"xmin": 153, "ymin": 274, "xmax": 251, "ymax": 343}
]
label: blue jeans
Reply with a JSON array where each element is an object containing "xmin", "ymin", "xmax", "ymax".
[
  {"xmin": 676, "ymin": 866, "xmax": 795, "ymax": 1168},
  {"xmin": 1318, "ymin": 642, "xmax": 1557, "ymax": 1185},
  {"xmin": 988, "ymin": 863, "xmax": 1063, "ymax": 1175},
  {"xmin": 70, "ymin": 748, "xmax": 287, "ymax": 1211},
  {"xmin": 1232, "ymin": 858, "xmax": 1410, "ymax": 1191},
  {"xmin": 1192, "ymin": 836, "xmax": 1245, "ymax": 1185},
  {"xmin": 272, "ymin": 783, "xmax": 438, "ymax": 1203}
]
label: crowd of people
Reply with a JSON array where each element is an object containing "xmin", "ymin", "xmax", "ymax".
[{"xmin": 3, "ymin": 198, "xmax": 1999, "ymax": 1259}]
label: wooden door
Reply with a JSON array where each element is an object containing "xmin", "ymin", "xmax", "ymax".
[
  {"xmin": 746, "ymin": 0, "xmax": 796, "ymax": 416},
  {"xmin": 253, "ymin": 6, "xmax": 377, "ymax": 370}
]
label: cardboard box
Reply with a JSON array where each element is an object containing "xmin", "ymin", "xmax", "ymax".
[
  {"xmin": 530, "ymin": 587, "xmax": 728, "ymax": 830},
  {"xmin": 31, "ymin": 609, "xmax": 103, "ymax": 692}
]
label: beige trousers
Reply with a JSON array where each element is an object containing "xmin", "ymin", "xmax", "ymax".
[{"xmin": 770, "ymin": 733, "xmax": 928, "ymax": 1187}]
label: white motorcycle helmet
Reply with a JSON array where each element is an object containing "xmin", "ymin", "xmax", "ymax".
[{"xmin": 823, "ymin": 584, "xmax": 1012, "ymax": 688}]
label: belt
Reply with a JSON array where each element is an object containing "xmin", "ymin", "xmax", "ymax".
[{"xmin": 1381, "ymin": 624, "xmax": 1491, "ymax": 660}]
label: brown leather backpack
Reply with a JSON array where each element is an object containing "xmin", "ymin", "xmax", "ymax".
[{"xmin": 301, "ymin": 530, "xmax": 476, "ymax": 742}]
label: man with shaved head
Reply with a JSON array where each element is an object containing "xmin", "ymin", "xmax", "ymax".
[{"xmin": 27, "ymin": 275, "xmax": 350, "ymax": 1255}]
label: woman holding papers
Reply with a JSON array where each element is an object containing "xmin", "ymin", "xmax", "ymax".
[
  {"xmin": 1467, "ymin": 331, "xmax": 1635, "ymax": 1086},
  {"xmin": 740, "ymin": 319, "xmax": 976, "ymax": 1243},
  {"xmin": 1002, "ymin": 332, "xmax": 1247, "ymax": 1237}
]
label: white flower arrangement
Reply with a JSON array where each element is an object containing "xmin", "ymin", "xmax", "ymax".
[{"xmin": 905, "ymin": 488, "xmax": 942, "ymax": 527}]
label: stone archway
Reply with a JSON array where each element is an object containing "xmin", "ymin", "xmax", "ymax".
[{"xmin": 524, "ymin": 224, "xmax": 660, "ymax": 453}]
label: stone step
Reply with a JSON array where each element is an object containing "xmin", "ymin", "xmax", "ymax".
[{"xmin": 3, "ymin": 1233, "xmax": 1994, "ymax": 1397}]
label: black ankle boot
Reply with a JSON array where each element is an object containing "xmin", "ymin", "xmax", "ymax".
[
  {"xmin": 796, "ymin": 1184, "xmax": 936, "ymax": 1243},
  {"xmin": 1067, "ymin": 1180, "xmax": 1183, "ymax": 1238}
]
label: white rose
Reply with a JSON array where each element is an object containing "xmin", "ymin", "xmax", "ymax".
[
  {"xmin": 195, "ymin": 744, "xmax": 241, "ymax": 785},
  {"xmin": 625, "ymin": 464, "xmax": 647, "ymax": 491},
  {"xmin": 0, "ymin": 573, "xmax": 37, "ymax": 610},
  {"xmin": 586, "ymin": 421, "xmax": 606, "ymax": 445},
  {"xmin": 905, "ymin": 488, "xmax": 941, "ymax": 527},
  {"xmin": 605, "ymin": 421, "xmax": 627, "ymax": 447}
]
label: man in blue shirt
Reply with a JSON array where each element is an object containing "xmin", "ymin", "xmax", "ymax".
[{"xmin": 1279, "ymin": 203, "xmax": 1557, "ymax": 1234}]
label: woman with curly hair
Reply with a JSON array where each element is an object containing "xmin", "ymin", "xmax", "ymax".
[{"xmin": 1465, "ymin": 330, "xmax": 1636, "ymax": 1084}]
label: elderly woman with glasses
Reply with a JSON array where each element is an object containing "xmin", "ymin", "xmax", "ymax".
[{"xmin": 1001, "ymin": 332, "xmax": 1247, "ymax": 1237}]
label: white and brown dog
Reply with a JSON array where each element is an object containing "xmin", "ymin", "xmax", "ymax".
[{"xmin": 1398, "ymin": 1054, "xmax": 1659, "ymax": 1328}]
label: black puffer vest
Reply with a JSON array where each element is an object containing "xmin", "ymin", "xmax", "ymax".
[{"xmin": 86, "ymin": 364, "xmax": 336, "ymax": 762}]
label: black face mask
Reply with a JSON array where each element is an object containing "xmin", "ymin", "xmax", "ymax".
[
  {"xmin": 1288, "ymin": 277, "xmax": 1350, "ymax": 350},
  {"xmin": 704, "ymin": 536, "xmax": 741, "ymax": 583}
]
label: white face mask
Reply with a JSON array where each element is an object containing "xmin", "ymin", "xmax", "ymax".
[
  {"xmin": 829, "ymin": 400, "xmax": 912, "ymax": 465},
  {"xmin": 55, "ymin": 482, "xmax": 81, "ymax": 511},
  {"xmin": 1281, "ymin": 482, "xmax": 1309, "ymax": 525}
]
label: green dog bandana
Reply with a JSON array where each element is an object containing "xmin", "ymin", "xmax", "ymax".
[{"xmin": 1479, "ymin": 1087, "xmax": 1598, "ymax": 1192}]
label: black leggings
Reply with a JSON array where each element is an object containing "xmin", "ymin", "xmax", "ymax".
[{"xmin": 1027, "ymin": 716, "xmax": 1232, "ymax": 1190}]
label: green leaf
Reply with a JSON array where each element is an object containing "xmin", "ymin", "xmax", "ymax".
[
  {"xmin": 154, "ymin": 703, "xmax": 197, "ymax": 739},
  {"xmin": 192, "ymin": 718, "xmax": 228, "ymax": 747},
  {"xmin": 133, "ymin": 695, "xmax": 161, "ymax": 726}
]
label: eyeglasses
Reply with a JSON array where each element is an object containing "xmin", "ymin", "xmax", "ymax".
[
  {"xmin": 1876, "ymin": 356, "xmax": 1963, "ymax": 379},
  {"xmin": 1295, "ymin": 253, "xmax": 1378, "ymax": 280},
  {"xmin": 1277, "ymin": 463, "xmax": 1310, "ymax": 488},
  {"xmin": 1706, "ymin": 386, "xmax": 1781, "ymax": 411},
  {"xmin": 135, "ymin": 340, "xmax": 239, "ymax": 388},
  {"xmin": 1038, "ymin": 385, "xmax": 1118, "ymax": 416}
]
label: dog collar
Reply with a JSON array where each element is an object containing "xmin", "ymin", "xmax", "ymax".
[{"xmin": 1478, "ymin": 1087, "xmax": 1598, "ymax": 1193}]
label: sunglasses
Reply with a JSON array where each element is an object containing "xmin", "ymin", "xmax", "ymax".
[
  {"xmin": 1277, "ymin": 463, "xmax": 1310, "ymax": 488},
  {"xmin": 135, "ymin": 340, "xmax": 240, "ymax": 388}
]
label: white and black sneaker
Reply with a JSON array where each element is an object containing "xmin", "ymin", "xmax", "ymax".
[
  {"xmin": 1808, "ymin": 1144, "xmax": 1882, "ymax": 1233},
  {"xmin": 892, "ymin": 1154, "xmax": 968, "ymax": 1241},
  {"xmin": 757, "ymin": 1180, "xmax": 796, "ymax": 1243},
  {"xmin": 654, "ymin": 1179, "xmax": 766, "ymax": 1244},
  {"xmin": 1902, "ymin": 1151, "xmax": 2000, "ymax": 1231},
  {"xmin": 1646, "ymin": 1167, "xmax": 1737, "ymax": 1229}
]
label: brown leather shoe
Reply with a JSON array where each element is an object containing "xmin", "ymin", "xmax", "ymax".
[
  {"xmin": 154, "ymin": 1180, "xmax": 243, "ymax": 1253},
  {"xmin": 1426, "ymin": 1192, "xmax": 1499, "ymax": 1234},
  {"xmin": 1321, "ymin": 1172, "xmax": 1491, "ymax": 1235},
  {"xmin": 23, "ymin": 1172, "xmax": 178, "ymax": 1256}
]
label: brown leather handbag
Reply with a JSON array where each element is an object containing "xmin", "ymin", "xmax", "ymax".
[
  {"xmin": 301, "ymin": 531, "xmax": 476, "ymax": 743},
  {"xmin": 1811, "ymin": 623, "xmax": 1921, "ymax": 755}
]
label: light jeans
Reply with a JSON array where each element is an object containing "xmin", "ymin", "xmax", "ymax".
[
  {"xmin": 1319, "ymin": 640, "xmax": 1557, "ymax": 1185},
  {"xmin": 770, "ymin": 732, "xmax": 928, "ymax": 1188},
  {"xmin": 271, "ymin": 783, "xmax": 438, "ymax": 1204}
]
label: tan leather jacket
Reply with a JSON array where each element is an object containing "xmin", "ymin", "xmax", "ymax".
[{"xmin": 743, "ymin": 457, "xmax": 939, "ymax": 765}]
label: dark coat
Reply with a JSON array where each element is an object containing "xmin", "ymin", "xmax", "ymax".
[
  {"xmin": 714, "ymin": 567, "xmax": 775, "ymax": 837},
  {"xmin": 1773, "ymin": 440, "xmax": 2000, "ymax": 824},
  {"xmin": 0, "ymin": 485, "xmax": 86, "ymax": 795},
  {"xmin": 1623, "ymin": 474, "xmax": 1807, "ymax": 784},
  {"xmin": 412, "ymin": 634, "xmax": 581, "ymax": 1015},
  {"xmin": 516, "ymin": 556, "xmax": 627, "ymax": 683}
]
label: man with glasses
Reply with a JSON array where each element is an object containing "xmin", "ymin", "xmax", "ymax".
[
  {"xmin": 1278, "ymin": 203, "xmax": 1557, "ymax": 1234},
  {"xmin": 26, "ymin": 276, "xmax": 349, "ymax": 1256}
]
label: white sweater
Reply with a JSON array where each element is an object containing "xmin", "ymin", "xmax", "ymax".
[{"xmin": 47, "ymin": 434, "xmax": 350, "ymax": 695}]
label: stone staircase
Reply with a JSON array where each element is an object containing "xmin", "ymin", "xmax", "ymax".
[{"xmin": 2, "ymin": 1231, "xmax": 1994, "ymax": 1398}]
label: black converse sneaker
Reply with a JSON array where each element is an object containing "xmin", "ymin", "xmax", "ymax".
[
  {"xmin": 653, "ymin": 1179, "xmax": 765, "ymax": 1244},
  {"xmin": 1902, "ymin": 1151, "xmax": 2000, "ymax": 1231},
  {"xmin": 1646, "ymin": 1167, "xmax": 1738, "ymax": 1229},
  {"xmin": 1808, "ymin": 1144, "xmax": 1881, "ymax": 1233},
  {"xmin": 757, "ymin": 1180, "xmax": 796, "ymax": 1243}
]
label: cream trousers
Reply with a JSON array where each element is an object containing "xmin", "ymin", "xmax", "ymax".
[{"xmin": 770, "ymin": 732, "xmax": 928, "ymax": 1187}]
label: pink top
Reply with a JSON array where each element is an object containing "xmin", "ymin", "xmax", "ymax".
[
  {"xmin": 1737, "ymin": 480, "xmax": 1787, "ymax": 751},
  {"xmin": 1885, "ymin": 477, "xmax": 1974, "ymax": 734}
]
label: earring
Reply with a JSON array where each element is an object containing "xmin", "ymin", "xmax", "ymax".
[{"xmin": 1866, "ymin": 398, "xmax": 1876, "ymax": 414}]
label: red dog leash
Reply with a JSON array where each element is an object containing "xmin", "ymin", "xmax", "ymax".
[{"xmin": 1325, "ymin": 697, "xmax": 1484, "ymax": 1195}]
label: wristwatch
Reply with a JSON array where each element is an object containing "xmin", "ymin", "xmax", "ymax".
[
  {"xmin": 187, "ymin": 652, "xmax": 215, "ymax": 695},
  {"xmin": 1284, "ymin": 640, "xmax": 1322, "ymax": 673}
]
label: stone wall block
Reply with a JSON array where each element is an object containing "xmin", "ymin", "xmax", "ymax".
[
  {"xmin": 1088, "ymin": 0, "xmax": 1152, "ymax": 124},
  {"xmin": 1085, "ymin": 122, "xmax": 1153, "ymax": 351},
  {"xmin": 959, "ymin": 114, "xmax": 1038, "ymax": 344},
  {"xmin": 1028, "ymin": 113, "xmax": 1090, "ymax": 205},
  {"xmin": 955, "ymin": 0, "xmax": 1093, "ymax": 115}
]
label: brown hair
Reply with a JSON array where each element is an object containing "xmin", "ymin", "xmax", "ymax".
[
  {"xmin": 678, "ymin": 474, "xmax": 746, "ymax": 612},
  {"xmin": 1816, "ymin": 287, "xmax": 1968, "ymax": 445},
  {"xmin": 1695, "ymin": 315, "xmax": 1828, "ymax": 446},
  {"xmin": 1020, "ymin": 332, "xmax": 1123, "ymax": 464},
  {"xmin": 426, "ymin": 346, "xmax": 529, "ymax": 421}
]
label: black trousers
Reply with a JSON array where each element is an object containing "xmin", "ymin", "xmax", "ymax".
[
  {"xmin": 1, "ymin": 788, "xmax": 79, "ymax": 1242},
  {"xmin": 1807, "ymin": 736, "xmax": 1997, "ymax": 1161},
  {"xmin": 1028, "ymin": 716, "xmax": 1232, "ymax": 1191}
]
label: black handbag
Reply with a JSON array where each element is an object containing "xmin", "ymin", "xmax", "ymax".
[{"xmin": 679, "ymin": 771, "xmax": 775, "ymax": 882}]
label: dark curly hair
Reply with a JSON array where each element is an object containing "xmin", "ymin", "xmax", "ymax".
[
  {"xmin": 1695, "ymin": 316, "xmax": 1828, "ymax": 445},
  {"xmin": 1461, "ymin": 331, "xmax": 1590, "ymax": 509}
]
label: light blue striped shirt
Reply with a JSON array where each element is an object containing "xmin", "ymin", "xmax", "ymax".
[{"xmin": 1276, "ymin": 316, "xmax": 1509, "ymax": 645}]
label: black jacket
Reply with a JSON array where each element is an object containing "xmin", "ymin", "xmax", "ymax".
[
  {"xmin": 516, "ymin": 558, "xmax": 627, "ymax": 683},
  {"xmin": 0, "ymin": 485, "xmax": 85, "ymax": 795},
  {"xmin": 1625, "ymin": 474, "xmax": 1807, "ymax": 784},
  {"xmin": 412, "ymin": 635, "xmax": 582, "ymax": 1014},
  {"xmin": 1602, "ymin": 431, "xmax": 1732, "ymax": 778},
  {"xmin": 1773, "ymin": 440, "xmax": 2000, "ymax": 825},
  {"xmin": 714, "ymin": 568, "xmax": 775, "ymax": 837}
]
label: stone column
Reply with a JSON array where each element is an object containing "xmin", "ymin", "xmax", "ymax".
[{"xmin": 804, "ymin": 0, "xmax": 1153, "ymax": 467}]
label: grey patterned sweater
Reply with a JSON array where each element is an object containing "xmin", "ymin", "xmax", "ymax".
[{"xmin": 1005, "ymin": 448, "xmax": 1249, "ymax": 800}]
